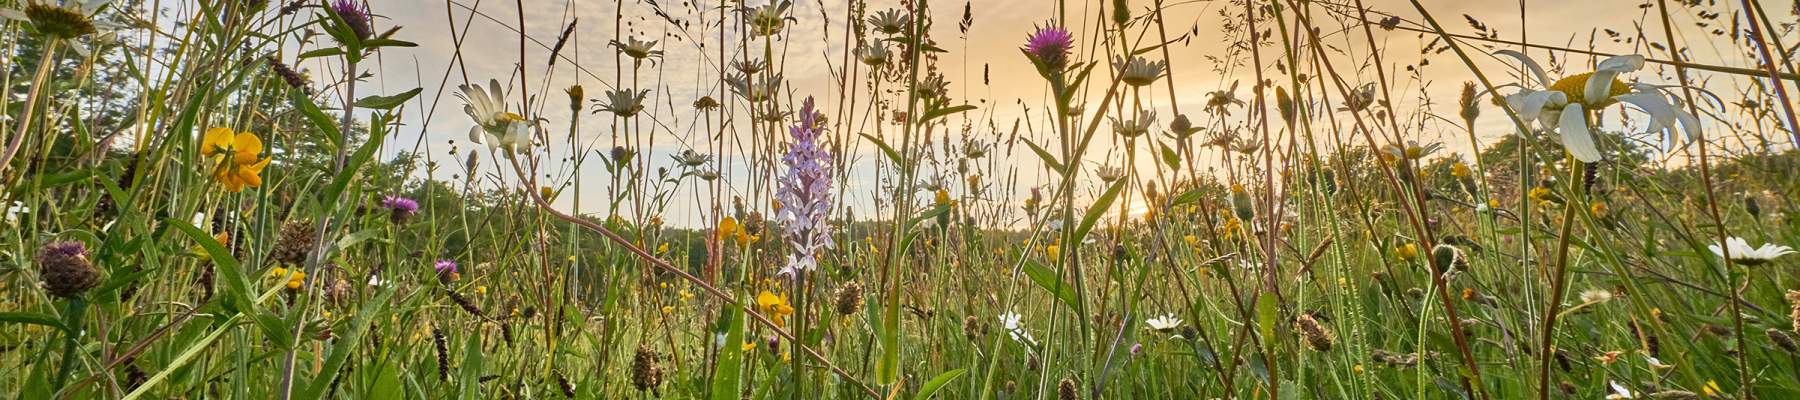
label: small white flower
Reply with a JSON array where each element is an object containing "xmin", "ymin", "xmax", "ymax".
[
  {"xmin": 1709, "ymin": 236, "xmax": 1796, "ymax": 266},
  {"xmin": 365, "ymin": 275, "xmax": 388, "ymax": 287},
  {"xmin": 1145, "ymin": 314, "xmax": 1182, "ymax": 333},
  {"xmin": 998, "ymin": 311, "xmax": 1037, "ymax": 346},
  {"xmin": 1605, "ymin": 380, "xmax": 1635, "ymax": 399}
]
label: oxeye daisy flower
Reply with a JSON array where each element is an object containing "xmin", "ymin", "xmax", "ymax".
[
  {"xmin": 1095, "ymin": 165, "xmax": 1125, "ymax": 183},
  {"xmin": 856, "ymin": 43, "xmax": 891, "ymax": 66},
  {"xmin": 746, "ymin": 0, "xmax": 791, "ymax": 37},
  {"xmin": 595, "ymin": 89, "xmax": 650, "ymax": 118},
  {"xmin": 200, "ymin": 127, "xmax": 272, "ymax": 192},
  {"xmin": 867, "ymin": 8, "xmax": 909, "ymax": 35},
  {"xmin": 611, "ymin": 37, "xmax": 662, "ymax": 63},
  {"xmin": 777, "ymin": 97, "xmax": 833, "ymax": 276},
  {"xmin": 0, "ymin": 0, "xmax": 121, "ymax": 56},
  {"xmin": 456, "ymin": 79, "xmax": 533, "ymax": 155},
  {"xmin": 1023, "ymin": 24, "xmax": 1074, "ymax": 70},
  {"xmin": 1113, "ymin": 56, "xmax": 1167, "ymax": 87},
  {"xmin": 1110, "ymin": 111, "xmax": 1155, "ymax": 138},
  {"xmin": 1204, "ymin": 81, "xmax": 1247, "ymax": 115},
  {"xmin": 672, "ymin": 149, "xmax": 713, "ymax": 168},
  {"xmin": 1145, "ymin": 314, "xmax": 1184, "ymax": 338},
  {"xmin": 1709, "ymin": 237, "xmax": 1795, "ymax": 266},
  {"xmin": 726, "ymin": 73, "xmax": 782, "ymax": 102},
  {"xmin": 1494, "ymin": 50, "xmax": 1700, "ymax": 162}
]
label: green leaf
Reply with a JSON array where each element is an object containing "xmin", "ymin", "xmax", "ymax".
[
  {"xmin": 122, "ymin": 315, "xmax": 243, "ymax": 400},
  {"xmin": 362, "ymin": 38, "xmax": 419, "ymax": 48},
  {"xmin": 920, "ymin": 104, "xmax": 977, "ymax": 122},
  {"xmin": 289, "ymin": 89, "xmax": 344, "ymax": 151},
  {"xmin": 297, "ymin": 47, "xmax": 346, "ymax": 59},
  {"xmin": 167, "ymin": 219, "xmax": 255, "ymax": 315},
  {"xmin": 0, "ymin": 312, "xmax": 66, "ymax": 332},
  {"xmin": 318, "ymin": 113, "xmax": 389, "ymax": 210},
  {"xmin": 1021, "ymin": 261, "xmax": 1081, "ymax": 313},
  {"xmin": 1159, "ymin": 142, "xmax": 1181, "ymax": 170},
  {"xmin": 1022, "ymin": 139, "xmax": 1066, "ymax": 176},
  {"xmin": 710, "ymin": 303, "xmax": 745, "ymax": 400},
  {"xmin": 1072, "ymin": 179, "xmax": 1128, "ymax": 244},
  {"xmin": 1256, "ymin": 295, "xmax": 1278, "ymax": 345},
  {"xmin": 859, "ymin": 133, "xmax": 906, "ymax": 172},
  {"xmin": 459, "ymin": 329, "xmax": 485, "ymax": 400},
  {"xmin": 299, "ymin": 284, "xmax": 397, "ymax": 399},
  {"xmin": 354, "ymin": 88, "xmax": 422, "ymax": 110},
  {"xmin": 912, "ymin": 369, "xmax": 967, "ymax": 400}
]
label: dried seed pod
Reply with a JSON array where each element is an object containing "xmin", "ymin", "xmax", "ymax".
[
  {"xmin": 271, "ymin": 219, "xmax": 318, "ymax": 266},
  {"xmin": 433, "ymin": 327, "xmax": 450, "ymax": 381},
  {"xmin": 1295, "ymin": 314, "xmax": 1336, "ymax": 351},
  {"xmin": 37, "ymin": 242, "xmax": 100, "ymax": 298},
  {"xmin": 834, "ymin": 282, "xmax": 864, "ymax": 316},
  {"xmin": 629, "ymin": 346, "xmax": 663, "ymax": 395}
]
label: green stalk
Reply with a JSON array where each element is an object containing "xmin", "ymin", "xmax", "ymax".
[{"xmin": 51, "ymin": 297, "xmax": 89, "ymax": 392}]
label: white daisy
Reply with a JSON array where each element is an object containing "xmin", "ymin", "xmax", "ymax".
[
  {"xmin": 1145, "ymin": 314, "xmax": 1182, "ymax": 332},
  {"xmin": 455, "ymin": 79, "xmax": 532, "ymax": 155},
  {"xmin": 1493, "ymin": 51, "xmax": 1700, "ymax": 163},
  {"xmin": 1709, "ymin": 236, "xmax": 1796, "ymax": 266}
]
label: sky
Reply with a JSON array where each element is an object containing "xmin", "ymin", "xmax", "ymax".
[{"xmin": 321, "ymin": 0, "xmax": 1794, "ymax": 227}]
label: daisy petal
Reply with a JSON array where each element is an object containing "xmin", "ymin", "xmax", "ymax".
[
  {"xmin": 1493, "ymin": 50, "xmax": 1553, "ymax": 88},
  {"xmin": 1557, "ymin": 103, "xmax": 1603, "ymax": 163}
]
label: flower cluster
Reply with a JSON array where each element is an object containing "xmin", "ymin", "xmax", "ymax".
[{"xmin": 775, "ymin": 97, "xmax": 833, "ymax": 276}]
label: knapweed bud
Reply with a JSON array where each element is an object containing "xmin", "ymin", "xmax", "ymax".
[
  {"xmin": 1294, "ymin": 313, "xmax": 1336, "ymax": 351},
  {"xmin": 38, "ymin": 241, "xmax": 100, "ymax": 298},
  {"xmin": 630, "ymin": 346, "xmax": 663, "ymax": 394},
  {"xmin": 1229, "ymin": 184, "xmax": 1255, "ymax": 222},
  {"xmin": 1058, "ymin": 377, "xmax": 1079, "ymax": 400}
]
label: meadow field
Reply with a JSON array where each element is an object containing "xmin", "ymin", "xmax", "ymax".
[{"xmin": 2, "ymin": 0, "xmax": 1798, "ymax": 398}]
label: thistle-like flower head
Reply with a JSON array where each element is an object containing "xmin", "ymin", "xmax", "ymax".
[
  {"xmin": 329, "ymin": 0, "xmax": 372, "ymax": 40},
  {"xmin": 1024, "ymin": 24, "xmax": 1074, "ymax": 70}
]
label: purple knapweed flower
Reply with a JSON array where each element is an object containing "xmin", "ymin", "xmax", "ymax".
[
  {"xmin": 434, "ymin": 259, "xmax": 458, "ymax": 276},
  {"xmin": 1024, "ymin": 24, "xmax": 1074, "ymax": 69},
  {"xmin": 329, "ymin": 0, "xmax": 372, "ymax": 40},
  {"xmin": 379, "ymin": 195, "xmax": 419, "ymax": 223},
  {"xmin": 775, "ymin": 97, "xmax": 833, "ymax": 276}
]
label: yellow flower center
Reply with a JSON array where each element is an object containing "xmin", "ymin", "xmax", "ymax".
[{"xmin": 1548, "ymin": 72, "xmax": 1630, "ymax": 108}]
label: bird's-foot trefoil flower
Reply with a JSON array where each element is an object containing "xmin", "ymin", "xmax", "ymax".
[{"xmin": 200, "ymin": 127, "xmax": 272, "ymax": 192}]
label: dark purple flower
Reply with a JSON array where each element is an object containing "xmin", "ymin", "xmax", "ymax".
[
  {"xmin": 776, "ymin": 97, "xmax": 833, "ymax": 276},
  {"xmin": 1024, "ymin": 24, "xmax": 1073, "ymax": 69},
  {"xmin": 329, "ymin": 0, "xmax": 372, "ymax": 40},
  {"xmin": 434, "ymin": 259, "xmax": 458, "ymax": 276},
  {"xmin": 379, "ymin": 195, "xmax": 419, "ymax": 223},
  {"xmin": 1129, "ymin": 343, "xmax": 1143, "ymax": 357}
]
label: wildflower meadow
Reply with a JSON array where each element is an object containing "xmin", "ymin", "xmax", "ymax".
[{"xmin": 4, "ymin": 0, "xmax": 1800, "ymax": 398}]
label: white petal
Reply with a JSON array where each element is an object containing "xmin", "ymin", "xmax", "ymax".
[
  {"xmin": 1673, "ymin": 109, "xmax": 1701, "ymax": 146},
  {"xmin": 1493, "ymin": 49, "xmax": 1553, "ymax": 88},
  {"xmin": 1583, "ymin": 70, "xmax": 1621, "ymax": 106},
  {"xmin": 1613, "ymin": 93, "xmax": 1678, "ymax": 136},
  {"xmin": 487, "ymin": 79, "xmax": 506, "ymax": 107},
  {"xmin": 1596, "ymin": 55, "xmax": 1646, "ymax": 74},
  {"xmin": 468, "ymin": 126, "xmax": 486, "ymax": 144},
  {"xmin": 1557, "ymin": 103, "xmax": 1603, "ymax": 162}
]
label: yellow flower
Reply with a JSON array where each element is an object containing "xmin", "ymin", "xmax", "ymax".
[
  {"xmin": 1396, "ymin": 243, "xmax": 1418, "ymax": 262},
  {"xmin": 1183, "ymin": 235, "xmax": 1202, "ymax": 248},
  {"xmin": 660, "ymin": 305, "xmax": 674, "ymax": 314},
  {"xmin": 718, "ymin": 216, "xmax": 739, "ymax": 239},
  {"xmin": 742, "ymin": 342, "xmax": 757, "ymax": 352},
  {"xmin": 1045, "ymin": 244, "xmax": 1060, "ymax": 259},
  {"xmin": 1590, "ymin": 202, "xmax": 1607, "ymax": 217},
  {"xmin": 934, "ymin": 189, "xmax": 951, "ymax": 206},
  {"xmin": 967, "ymin": 174, "xmax": 981, "ymax": 189},
  {"xmin": 756, "ymin": 290, "xmax": 795, "ymax": 328},
  {"xmin": 1703, "ymin": 380, "xmax": 1721, "ymax": 396},
  {"xmin": 657, "ymin": 243, "xmax": 670, "ymax": 254},
  {"xmin": 1450, "ymin": 162, "xmax": 1471, "ymax": 178},
  {"xmin": 200, "ymin": 127, "xmax": 272, "ymax": 192},
  {"xmin": 269, "ymin": 267, "xmax": 290, "ymax": 278},
  {"xmin": 476, "ymin": 286, "xmax": 488, "ymax": 295},
  {"xmin": 285, "ymin": 278, "xmax": 302, "ymax": 290}
]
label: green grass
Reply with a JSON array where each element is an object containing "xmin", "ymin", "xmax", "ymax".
[{"xmin": 1, "ymin": 0, "xmax": 1798, "ymax": 398}]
